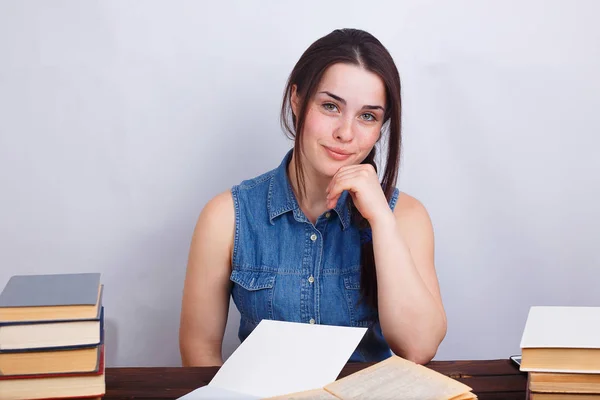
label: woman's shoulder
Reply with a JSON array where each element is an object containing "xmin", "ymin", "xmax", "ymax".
[
  {"xmin": 393, "ymin": 191, "xmax": 433, "ymax": 229},
  {"xmin": 395, "ymin": 191, "xmax": 426, "ymax": 211},
  {"xmin": 196, "ymin": 190, "xmax": 235, "ymax": 239},
  {"xmin": 203, "ymin": 190, "xmax": 234, "ymax": 215}
]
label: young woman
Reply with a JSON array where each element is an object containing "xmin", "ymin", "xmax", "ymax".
[{"xmin": 179, "ymin": 28, "xmax": 447, "ymax": 366}]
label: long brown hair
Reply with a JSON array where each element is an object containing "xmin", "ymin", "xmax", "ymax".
[{"xmin": 280, "ymin": 28, "xmax": 402, "ymax": 309}]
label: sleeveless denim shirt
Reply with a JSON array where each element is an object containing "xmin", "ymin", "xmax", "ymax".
[{"xmin": 230, "ymin": 150, "xmax": 400, "ymax": 362}]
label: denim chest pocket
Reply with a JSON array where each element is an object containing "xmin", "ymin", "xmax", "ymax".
[
  {"xmin": 343, "ymin": 272, "xmax": 378, "ymax": 327},
  {"xmin": 230, "ymin": 269, "xmax": 276, "ymax": 324}
]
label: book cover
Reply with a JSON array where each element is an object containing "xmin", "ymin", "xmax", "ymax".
[
  {"xmin": 520, "ymin": 306, "xmax": 600, "ymax": 349},
  {"xmin": 0, "ymin": 273, "xmax": 101, "ymax": 308}
]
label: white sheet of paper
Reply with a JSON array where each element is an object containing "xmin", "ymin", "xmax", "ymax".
[
  {"xmin": 178, "ymin": 385, "xmax": 260, "ymax": 400},
  {"xmin": 208, "ymin": 320, "xmax": 367, "ymax": 398}
]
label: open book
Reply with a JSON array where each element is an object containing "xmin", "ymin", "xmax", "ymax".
[
  {"xmin": 178, "ymin": 320, "xmax": 475, "ymax": 399},
  {"xmin": 265, "ymin": 355, "xmax": 476, "ymax": 400}
]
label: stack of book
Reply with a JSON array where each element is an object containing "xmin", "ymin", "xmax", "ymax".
[
  {"xmin": 0, "ymin": 273, "xmax": 105, "ymax": 400},
  {"xmin": 520, "ymin": 306, "xmax": 600, "ymax": 400}
]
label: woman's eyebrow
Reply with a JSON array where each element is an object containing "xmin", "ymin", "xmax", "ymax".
[{"xmin": 319, "ymin": 91, "xmax": 384, "ymax": 111}]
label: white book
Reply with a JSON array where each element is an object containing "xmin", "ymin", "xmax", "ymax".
[
  {"xmin": 520, "ymin": 306, "xmax": 600, "ymax": 349},
  {"xmin": 519, "ymin": 306, "xmax": 600, "ymax": 373}
]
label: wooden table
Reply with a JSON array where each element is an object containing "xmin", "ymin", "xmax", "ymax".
[{"xmin": 104, "ymin": 359, "xmax": 527, "ymax": 399}]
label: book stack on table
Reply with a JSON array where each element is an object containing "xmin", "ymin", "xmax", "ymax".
[
  {"xmin": 0, "ymin": 273, "xmax": 105, "ymax": 400},
  {"xmin": 520, "ymin": 306, "xmax": 600, "ymax": 400}
]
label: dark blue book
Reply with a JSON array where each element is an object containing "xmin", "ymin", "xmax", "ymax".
[{"xmin": 0, "ymin": 273, "xmax": 102, "ymax": 323}]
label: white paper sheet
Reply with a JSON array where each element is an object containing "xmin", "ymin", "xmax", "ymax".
[
  {"xmin": 207, "ymin": 320, "xmax": 367, "ymax": 398},
  {"xmin": 178, "ymin": 385, "xmax": 260, "ymax": 399}
]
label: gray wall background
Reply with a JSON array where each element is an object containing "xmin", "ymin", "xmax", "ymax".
[{"xmin": 1, "ymin": 0, "xmax": 599, "ymax": 367}]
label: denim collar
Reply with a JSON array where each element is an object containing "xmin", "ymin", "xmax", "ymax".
[{"xmin": 267, "ymin": 149, "xmax": 351, "ymax": 230}]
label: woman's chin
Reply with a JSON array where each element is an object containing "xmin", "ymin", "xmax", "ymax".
[{"xmin": 315, "ymin": 162, "xmax": 343, "ymax": 177}]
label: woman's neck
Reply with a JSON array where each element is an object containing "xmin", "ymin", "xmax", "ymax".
[{"xmin": 287, "ymin": 151, "xmax": 331, "ymax": 224}]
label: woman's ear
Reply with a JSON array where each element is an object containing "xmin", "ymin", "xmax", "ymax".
[{"xmin": 291, "ymin": 84, "xmax": 299, "ymax": 117}]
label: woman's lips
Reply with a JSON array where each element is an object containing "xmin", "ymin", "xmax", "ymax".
[{"xmin": 323, "ymin": 146, "xmax": 352, "ymax": 161}]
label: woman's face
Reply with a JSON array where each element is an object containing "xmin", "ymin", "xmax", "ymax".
[{"xmin": 292, "ymin": 63, "xmax": 386, "ymax": 178}]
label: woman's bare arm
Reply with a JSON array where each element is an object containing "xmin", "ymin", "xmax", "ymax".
[
  {"xmin": 179, "ymin": 191, "xmax": 235, "ymax": 366},
  {"xmin": 372, "ymin": 192, "xmax": 447, "ymax": 364}
]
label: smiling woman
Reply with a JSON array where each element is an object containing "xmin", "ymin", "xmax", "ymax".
[{"xmin": 179, "ymin": 28, "xmax": 447, "ymax": 367}]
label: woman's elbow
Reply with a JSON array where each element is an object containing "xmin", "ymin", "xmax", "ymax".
[
  {"xmin": 393, "ymin": 343, "xmax": 438, "ymax": 365},
  {"xmin": 179, "ymin": 327, "xmax": 224, "ymax": 367},
  {"xmin": 391, "ymin": 326, "xmax": 446, "ymax": 365},
  {"xmin": 180, "ymin": 340, "xmax": 224, "ymax": 367},
  {"xmin": 405, "ymin": 348, "xmax": 437, "ymax": 365}
]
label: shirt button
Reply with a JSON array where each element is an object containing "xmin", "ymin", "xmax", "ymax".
[
  {"xmin": 309, "ymin": 318, "xmax": 315, "ymax": 324},
  {"xmin": 325, "ymin": 212, "xmax": 331, "ymax": 218},
  {"xmin": 310, "ymin": 233, "xmax": 317, "ymax": 242},
  {"xmin": 308, "ymin": 276, "xmax": 314, "ymax": 283}
]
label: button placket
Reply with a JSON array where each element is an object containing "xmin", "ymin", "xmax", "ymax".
[{"xmin": 307, "ymin": 226, "xmax": 322, "ymax": 327}]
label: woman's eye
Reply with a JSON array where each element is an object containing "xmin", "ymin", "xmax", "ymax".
[
  {"xmin": 361, "ymin": 113, "xmax": 376, "ymax": 121},
  {"xmin": 323, "ymin": 103, "xmax": 338, "ymax": 112}
]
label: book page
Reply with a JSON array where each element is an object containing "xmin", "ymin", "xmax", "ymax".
[
  {"xmin": 450, "ymin": 393, "xmax": 477, "ymax": 400},
  {"xmin": 324, "ymin": 356, "xmax": 473, "ymax": 400},
  {"xmin": 264, "ymin": 388, "xmax": 339, "ymax": 399}
]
